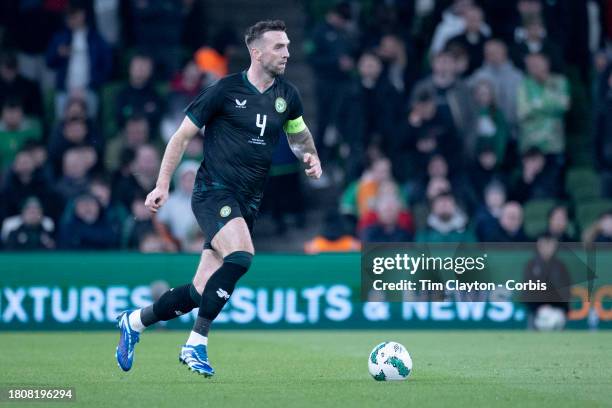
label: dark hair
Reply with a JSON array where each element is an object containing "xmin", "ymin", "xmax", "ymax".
[
  {"xmin": 130, "ymin": 51, "xmax": 153, "ymax": 64},
  {"xmin": 548, "ymin": 203, "xmax": 567, "ymax": 218},
  {"xmin": 523, "ymin": 146, "xmax": 543, "ymax": 159},
  {"xmin": 432, "ymin": 191, "xmax": 455, "ymax": 204},
  {"xmin": 245, "ymin": 20, "xmax": 286, "ymax": 46},
  {"xmin": 20, "ymin": 196, "xmax": 42, "ymax": 211},
  {"xmin": 358, "ymin": 49, "xmax": 379, "ymax": 61},
  {"xmin": 21, "ymin": 139, "xmax": 45, "ymax": 152},
  {"xmin": 67, "ymin": 0, "xmax": 87, "ymax": 14},
  {"xmin": 90, "ymin": 174, "xmax": 111, "ymax": 188},
  {"xmin": 1, "ymin": 97, "xmax": 23, "ymax": 111}
]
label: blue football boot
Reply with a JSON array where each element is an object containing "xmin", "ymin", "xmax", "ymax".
[
  {"xmin": 115, "ymin": 311, "xmax": 140, "ymax": 371},
  {"xmin": 179, "ymin": 344, "xmax": 215, "ymax": 377}
]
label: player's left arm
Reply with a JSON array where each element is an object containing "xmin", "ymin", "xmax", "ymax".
[{"xmin": 284, "ymin": 116, "xmax": 322, "ymax": 179}]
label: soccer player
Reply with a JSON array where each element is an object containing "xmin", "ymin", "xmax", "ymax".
[{"xmin": 115, "ymin": 20, "xmax": 322, "ymax": 376}]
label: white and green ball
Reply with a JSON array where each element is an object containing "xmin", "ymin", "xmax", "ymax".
[{"xmin": 368, "ymin": 341, "xmax": 412, "ymax": 381}]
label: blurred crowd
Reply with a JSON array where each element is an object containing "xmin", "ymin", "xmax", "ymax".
[
  {"xmin": 0, "ymin": 0, "xmax": 612, "ymax": 253},
  {"xmin": 0, "ymin": 0, "xmax": 230, "ymax": 251},
  {"xmin": 303, "ymin": 0, "xmax": 612, "ymax": 252}
]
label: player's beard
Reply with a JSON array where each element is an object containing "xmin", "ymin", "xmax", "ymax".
[{"xmin": 263, "ymin": 60, "xmax": 285, "ymax": 77}]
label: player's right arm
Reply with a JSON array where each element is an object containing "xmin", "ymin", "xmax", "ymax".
[{"xmin": 145, "ymin": 117, "xmax": 200, "ymax": 212}]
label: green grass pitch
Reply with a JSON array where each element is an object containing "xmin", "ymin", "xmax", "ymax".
[{"xmin": 1, "ymin": 331, "xmax": 611, "ymax": 408}]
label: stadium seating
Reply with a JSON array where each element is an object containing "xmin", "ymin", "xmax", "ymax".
[
  {"xmin": 567, "ymin": 167, "xmax": 600, "ymax": 202},
  {"xmin": 523, "ymin": 199, "xmax": 557, "ymax": 238}
]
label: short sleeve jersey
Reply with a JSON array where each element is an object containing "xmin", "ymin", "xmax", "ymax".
[{"xmin": 185, "ymin": 71, "xmax": 303, "ymax": 208}]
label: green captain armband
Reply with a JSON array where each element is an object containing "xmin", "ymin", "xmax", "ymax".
[{"xmin": 283, "ymin": 116, "xmax": 306, "ymax": 134}]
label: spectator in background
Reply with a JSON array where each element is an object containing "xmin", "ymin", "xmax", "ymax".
[
  {"xmin": 4, "ymin": 197, "xmax": 55, "ymax": 250},
  {"xmin": 517, "ymin": 53, "xmax": 570, "ymax": 156},
  {"xmin": 410, "ymin": 176, "xmax": 452, "ymax": 213},
  {"xmin": 594, "ymin": 67, "xmax": 612, "ymax": 197},
  {"xmin": 546, "ymin": 204, "xmax": 576, "ymax": 242},
  {"xmin": 115, "ymin": 53, "xmax": 163, "ymax": 133},
  {"xmin": 523, "ymin": 234, "xmax": 571, "ymax": 329},
  {"xmin": 511, "ymin": 147, "xmax": 562, "ymax": 202},
  {"xmin": 416, "ymin": 192, "xmax": 474, "ymax": 242},
  {"xmin": 445, "ymin": 6, "xmax": 490, "ymax": 76},
  {"xmin": 192, "ymin": 25, "xmax": 239, "ymax": 80},
  {"xmin": 105, "ymin": 114, "xmax": 152, "ymax": 172},
  {"xmin": 0, "ymin": 99, "xmax": 42, "ymax": 170},
  {"xmin": 0, "ymin": 149, "xmax": 61, "ymax": 222},
  {"xmin": 46, "ymin": 1, "xmax": 112, "ymax": 118},
  {"xmin": 21, "ymin": 139, "xmax": 53, "ymax": 181},
  {"xmin": 469, "ymin": 140, "xmax": 507, "ymax": 201},
  {"xmin": 48, "ymin": 116, "xmax": 101, "ymax": 176},
  {"xmin": 445, "ymin": 41, "xmax": 471, "ymax": 79},
  {"xmin": 59, "ymin": 96, "xmax": 89, "ymax": 121},
  {"xmin": 59, "ymin": 192, "xmax": 117, "ymax": 249},
  {"xmin": 358, "ymin": 180, "xmax": 410, "ymax": 229},
  {"xmin": 93, "ymin": 0, "xmax": 120, "ymax": 48},
  {"xmin": 304, "ymin": 208, "xmax": 361, "ymax": 254},
  {"xmin": 474, "ymin": 181, "xmax": 507, "ymax": 241},
  {"xmin": 0, "ymin": 50, "xmax": 43, "ymax": 117},
  {"xmin": 511, "ymin": 16, "xmax": 563, "ymax": 73},
  {"xmin": 112, "ymin": 144, "xmax": 160, "ymax": 210},
  {"xmin": 430, "ymin": 0, "xmax": 490, "ymax": 55},
  {"xmin": 376, "ymin": 33, "xmax": 417, "ymax": 98},
  {"xmin": 471, "ymin": 78, "xmax": 510, "ymax": 161},
  {"xmin": 512, "ymin": 0, "xmax": 546, "ymax": 42},
  {"xmin": 341, "ymin": 156, "xmax": 386, "ymax": 223},
  {"xmin": 342, "ymin": 51, "xmax": 392, "ymax": 171},
  {"xmin": 122, "ymin": 193, "xmax": 155, "ymax": 250},
  {"xmin": 485, "ymin": 201, "xmax": 530, "ymax": 242},
  {"xmin": 583, "ymin": 211, "xmax": 612, "ymax": 244},
  {"xmin": 307, "ymin": 2, "xmax": 356, "ymax": 167},
  {"xmin": 410, "ymin": 155, "xmax": 477, "ymax": 214},
  {"xmin": 594, "ymin": 58, "xmax": 611, "ymax": 111},
  {"xmin": 411, "ymin": 51, "xmax": 475, "ymax": 143},
  {"xmin": 396, "ymin": 85, "xmax": 459, "ymax": 182},
  {"xmin": 157, "ymin": 161, "xmax": 200, "ymax": 251},
  {"xmin": 471, "ymin": 39, "xmax": 523, "ymax": 131},
  {"xmin": 55, "ymin": 147, "xmax": 97, "ymax": 202},
  {"xmin": 138, "ymin": 232, "xmax": 170, "ymax": 253},
  {"xmin": 128, "ymin": 0, "xmax": 187, "ymax": 78},
  {"xmin": 360, "ymin": 187, "xmax": 413, "ymax": 243},
  {"xmin": 356, "ymin": 157, "xmax": 395, "ymax": 218},
  {"xmin": 160, "ymin": 60, "xmax": 204, "ymax": 143},
  {"xmin": 194, "ymin": 46, "xmax": 226, "ymax": 80},
  {"xmin": 89, "ymin": 176, "xmax": 125, "ymax": 242}
]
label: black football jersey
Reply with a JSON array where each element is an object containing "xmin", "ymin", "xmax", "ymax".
[{"xmin": 185, "ymin": 71, "xmax": 303, "ymax": 208}]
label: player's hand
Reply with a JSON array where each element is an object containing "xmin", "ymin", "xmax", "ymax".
[
  {"xmin": 145, "ymin": 186, "xmax": 169, "ymax": 213},
  {"xmin": 303, "ymin": 153, "xmax": 322, "ymax": 179}
]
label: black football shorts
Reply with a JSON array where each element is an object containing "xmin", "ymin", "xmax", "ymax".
[{"xmin": 191, "ymin": 188, "xmax": 256, "ymax": 248}]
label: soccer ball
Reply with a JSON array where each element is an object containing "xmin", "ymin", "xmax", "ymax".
[
  {"xmin": 368, "ymin": 341, "xmax": 412, "ymax": 381},
  {"xmin": 534, "ymin": 305, "xmax": 566, "ymax": 331}
]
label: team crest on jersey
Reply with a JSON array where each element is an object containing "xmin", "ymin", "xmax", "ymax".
[
  {"xmin": 220, "ymin": 205, "xmax": 232, "ymax": 217},
  {"xmin": 235, "ymin": 99, "xmax": 247, "ymax": 108},
  {"xmin": 275, "ymin": 97, "xmax": 287, "ymax": 113}
]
